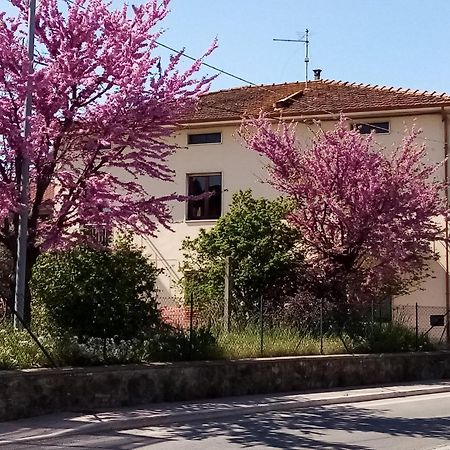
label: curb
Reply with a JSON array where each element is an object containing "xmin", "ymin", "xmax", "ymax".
[{"xmin": 1, "ymin": 385, "xmax": 450, "ymax": 445}]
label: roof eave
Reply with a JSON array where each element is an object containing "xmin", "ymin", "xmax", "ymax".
[{"xmin": 180, "ymin": 104, "xmax": 450, "ymax": 127}]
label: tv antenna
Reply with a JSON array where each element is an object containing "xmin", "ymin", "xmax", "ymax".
[{"xmin": 273, "ymin": 29, "xmax": 310, "ymax": 85}]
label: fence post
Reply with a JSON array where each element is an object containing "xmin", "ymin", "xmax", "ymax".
[
  {"xmin": 260, "ymin": 295, "xmax": 264, "ymax": 358},
  {"xmin": 223, "ymin": 256, "xmax": 231, "ymax": 333},
  {"xmin": 320, "ymin": 298, "xmax": 324, "ymax": 355},
  {"xmin": 189, "ymin": 292, "xmax": 194, "ymax": 360},
  {"xmin": 415, "ymin": 302, "xmax": 419, "ymax": 351}
]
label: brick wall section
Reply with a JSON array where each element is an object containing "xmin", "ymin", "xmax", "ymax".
[
  {"xmin": 0, "ymin": 352, "xmax": 450, "ymax": 421},
  {"xmin": 160, "ymin": 306, "xmax": 195, "ymax": 329}
]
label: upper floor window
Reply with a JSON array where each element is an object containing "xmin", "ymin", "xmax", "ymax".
[
  {"xmin": 355, "ymin": 121, "xmax": 390, "ymax": 134},
  {"xmin": 187, "ymin": 132, "xmax": 222, "ymax": 145},
  {"xmin": 187, "ymin": 173, "xmax": 222, "ymax": 220}
]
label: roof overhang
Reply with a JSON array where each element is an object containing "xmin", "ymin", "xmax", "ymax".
[{"xmin": 179, "ymin": 105, "xmax": 450, "ymax": 129}]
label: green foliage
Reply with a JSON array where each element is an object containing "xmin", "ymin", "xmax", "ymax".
[
  {"xmin": 214, "ymin": 326, "xmax": 345, "ymax": 359},
  {"xmin": 0, "ymin": 322, "xmax": 218, "ymax": 369},
  {"xmin": 181, "ymin": 190, "xmax": 304, "ymax": 322},
  {"xmin": 31, "ymin": 237, "xmax": 161, "ymax": 342},
  {"xmin": 0, "ymin": 325, "xmax": 46, "ymax": 369},
  {"xmin": 143, "ymin": 327, "xmax": 218, "ymax": 361},
  {"xmin": 359, "ymin": 322, "xmax": 433, "ymax": 353},
  {"xmin": 0, "ymin": 243, "xmax": 12, "ymax": 300},
  {"xmin": 0, "ymin": 319, "xmax": 436, "ymax": 370}
]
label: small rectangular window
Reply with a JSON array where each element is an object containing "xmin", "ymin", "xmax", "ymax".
[
  {"xmin": 187, "ymin": 132, "xmax": 222, "ymax": 145},
  {"xmin": 187, "ymin": 174, "xmax": 222, "ymax": 220},
  {"xmin": 355, "ymin": 122, "xmax": 390, "ymax": 134}
]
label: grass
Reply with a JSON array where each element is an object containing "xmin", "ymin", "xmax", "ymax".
[
  {"xmin": 215, "ymin": 326, "xmax": 346, "ymax": 359},
  {"xmin": 0, "ymin": 323, "xmax": 220, "ymax": 369},
  {"xmin": 0, "ymin": 321, "xmax": 434, "ymax": 369}
]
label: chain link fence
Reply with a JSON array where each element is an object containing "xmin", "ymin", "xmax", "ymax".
[
  {"xmin": 393, "ymin": 304, "xmax": 449, "ymax": 345},
  {"xmin": 156, "ymin": 294, "xmax": 450, "ymax": 359}
]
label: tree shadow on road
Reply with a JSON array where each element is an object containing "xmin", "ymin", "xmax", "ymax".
[
  {"xmin": 0, "ymin": 433, "xmax": 169, "ymax": 450},
  {"xmin": 163, "ymin": 403, "xmax": 450, "ymax": 449},
  {"xmin": 3, "ymin": 403, "xmax": 450, "ymax": 449}
]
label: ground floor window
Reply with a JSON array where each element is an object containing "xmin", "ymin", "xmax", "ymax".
[{"xmin": 187, "ymin": 173, "xmax": 222, "ymax": 220}]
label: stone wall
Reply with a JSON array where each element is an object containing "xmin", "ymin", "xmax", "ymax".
[{"xmin": 1, "ymin": 352, "xmax": 449, "ymax": 421}]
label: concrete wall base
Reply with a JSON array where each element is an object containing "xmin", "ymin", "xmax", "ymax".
[{"xmin": 1, "ymin": 352, "xmax": 449, "ymax": 421}]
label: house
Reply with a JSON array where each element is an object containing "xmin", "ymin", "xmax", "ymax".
[{"xmin": 139, "ymin": 74, "xmax": 450, "ymax": 321}]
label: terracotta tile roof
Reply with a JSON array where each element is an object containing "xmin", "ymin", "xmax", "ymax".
[{"xmin": 183, "ymin": 79, "xmax": 450, "ymax": 124}]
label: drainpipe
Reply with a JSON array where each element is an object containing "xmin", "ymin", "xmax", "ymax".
[{"xmin": 442, "ymin": 107, "xmax": 450, "ymax": 344}]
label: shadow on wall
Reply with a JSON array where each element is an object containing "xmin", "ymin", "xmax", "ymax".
[{"xmin": 395, "ymin": 259, "xmax": 447, "ymax": 309}]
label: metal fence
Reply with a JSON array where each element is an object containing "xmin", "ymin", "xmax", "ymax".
[
  {"xmin": 156, "ymin": 295, "xmax": 450, "ymax": 358},
  {"xmin": 393, "ymin": 304, "xmax": 449, "ymax": 344}
]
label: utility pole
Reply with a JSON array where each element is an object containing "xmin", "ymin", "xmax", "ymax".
[
  {"xmin": 14, "ymin": 0, "xmax": 37, "ymax": 329},
  {"xmin": 273, "ymin": 29, "xmax": 310, "ymax": 85}
]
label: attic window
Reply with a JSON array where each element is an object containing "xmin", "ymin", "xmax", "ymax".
[
  {"xmin": 355, "ymin": 122, "xmax": 390, "ymax": 134},
  {"xmin": 188, "ymin": 132, "xmax": 222, "ymax": 145}
]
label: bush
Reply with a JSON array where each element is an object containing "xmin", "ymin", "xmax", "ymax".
[
  {"xmin": 142, "ymin": 327, "xmax": 218, "ymax": 361},
  {"xmin": 181, "ymin": 190, "xmax": 305, "ymax": 324},
  {"xmin": 0, "ymin": 325, "xmax": 46, "ymax": 369},
  {"xmin": 0, "ymin": 322, "xmax": 218, "ymax": 368},
  {"xmin": 31, "ymin": 237, "xmax": 161, "ymax": 343},
  {"xmin": 366, "ymin": 322, "xmax": 433, "ymax": 353}
]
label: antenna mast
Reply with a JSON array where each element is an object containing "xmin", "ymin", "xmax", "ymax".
[{"xmin": 273, "ymin": 28, "xmax": 310, "ymax": 85}]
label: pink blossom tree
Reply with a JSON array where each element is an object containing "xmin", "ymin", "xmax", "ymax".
[
  {"xmin": 241, "ymin": 116, "xmax": 449, "ymax": 309},
  {"xmin": 0, "ymin": 0, "xmax": 214, "ymax": 320}
]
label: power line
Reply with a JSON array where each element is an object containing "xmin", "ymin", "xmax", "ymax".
[
  {"xmin": 155, "ymin": 41, "xmax": 260, "ymax": 88},
  {"xmin": 22, "ymin": 0, "xmax": 450, "ymax": 146},
  {"xmin": 43, "ymin": 0, "xmax": 448, "ymax": 142},
  {"xmin": 155, "ymin": 43, "xmax": 449, "ymax": 146}
]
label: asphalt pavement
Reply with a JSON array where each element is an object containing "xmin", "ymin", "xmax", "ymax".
[{"xmin": 1, "ymin": 382, "xmax": 450, "ymax": 449}]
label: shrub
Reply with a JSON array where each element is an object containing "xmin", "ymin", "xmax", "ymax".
[
  {"xmin": 0, "ymin": 322, "xmax": 218, "ymax": 368},
  {"xmin": 142, "ymin": 327, "xmax": 218, "ymax": 361},
  {"xmin": 181, "ymin": 190, "xmax": 305, "ymax": 324},
  {"xmin": 31, "ymin": 237, "xmax": 161, "ymax": 343},
  {"xmin": 366, "ymin": 322, "xmax": 433, "ymax": 353}
]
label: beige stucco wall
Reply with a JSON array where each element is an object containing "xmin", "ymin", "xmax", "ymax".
[{"xmin": 139, "ymin": 112, "xmax": 449, "ymax": 309}]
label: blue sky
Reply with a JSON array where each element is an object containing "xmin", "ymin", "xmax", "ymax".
[
  {"xmin": 153, "ymin": 0, "xmax": 450, "ymax": 93},
  {"xmin": 4, "ymin": 0, "xmax": 450, "ymax": 93}
]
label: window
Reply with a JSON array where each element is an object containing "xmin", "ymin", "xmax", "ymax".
[
  {"xmin": 355, "ymin": 121, "xmax": 390, "ymax": 134},
  {"xmin": 187, "ymin": 132, "xmax": 222, "ymax": 145},
  {"xmin": 187, "ymin": 174, "xmax": 222, "ymax": 220}
]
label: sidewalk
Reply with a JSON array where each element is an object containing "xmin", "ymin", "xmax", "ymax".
[{"xmin": 1, "ymin": 381, "xmax": 450, "ymax": 446}]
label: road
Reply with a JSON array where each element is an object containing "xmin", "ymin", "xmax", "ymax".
[{"xmin": 2, "ymin": 391, "xmax": 450, "ymax": 449}]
